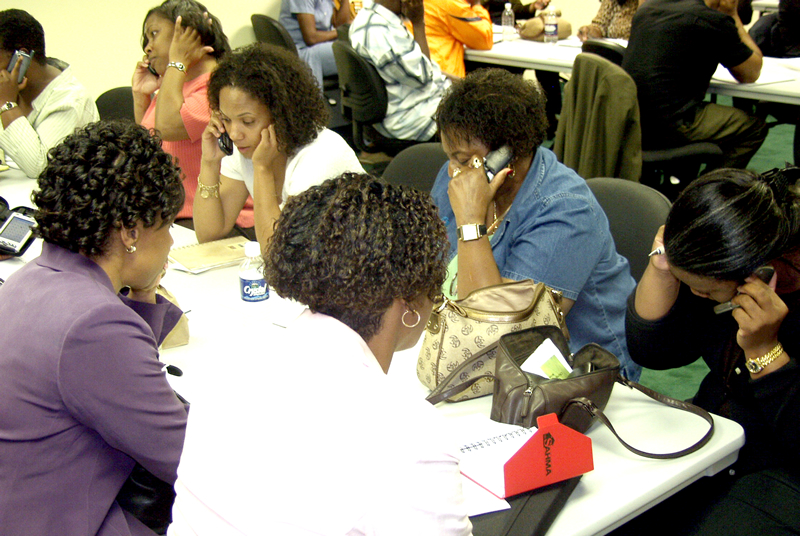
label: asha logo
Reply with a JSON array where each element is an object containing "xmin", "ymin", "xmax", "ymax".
[{"xmin": 543, "ymin": 433, "xmax": 555, "ymax": 475}]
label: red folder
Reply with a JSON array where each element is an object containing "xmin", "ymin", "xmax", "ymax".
[{"xmin": 460, "ymin": 413, "xmax": 593, "ymax": 499}]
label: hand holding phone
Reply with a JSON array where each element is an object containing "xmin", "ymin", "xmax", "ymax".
[
  {"xmin": 7, "ymin": 50, "xmax": 33, "ymax": 84},
  {"xmin": 713, "ymin": 266, "xmax": 775, "ymax": 315}
]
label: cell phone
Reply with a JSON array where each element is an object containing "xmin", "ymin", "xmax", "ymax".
[
  {"xmin": 484, "ymin": 145, "xmax": 513, "ymax": 182},
  {"xmin": 7, "ymin": 50, "xmax": 33, "ymax": 84},
  {"xmin": 147, "ymin": 64, "xmax": 159, "ymax": 77},
  {"xmin": 218, "ymin": 132, "xmax": 233, "ymax": 156},
  {"xmin": 0, "ymin": 211, "xmax": 36, "ymax": 255},
  {"xmin": 713, "ymin": 265, "xmax": 776, "ymax": 315}
]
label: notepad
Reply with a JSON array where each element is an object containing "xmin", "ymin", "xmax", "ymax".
[{"xmin": 169, "ymin": 236, "xmax": 248, "ymax": 274}]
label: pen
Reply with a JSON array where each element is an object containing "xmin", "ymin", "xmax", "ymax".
[{"xmin": 648, "ymin": 247, "xmax": 664, "ymax": 257}]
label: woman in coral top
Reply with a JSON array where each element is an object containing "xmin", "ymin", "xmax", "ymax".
[{"xmin": 133, "ymin": 0, "xmax": 253, "ymax": 232}]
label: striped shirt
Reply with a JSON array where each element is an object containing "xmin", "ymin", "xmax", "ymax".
[
  {"xmin": 350, "ymin": 2, "xmax": 450, "ymax": 141},
  {"xmin": 0, "ymin": 63, "xmax": 98, "ymax": 179}
]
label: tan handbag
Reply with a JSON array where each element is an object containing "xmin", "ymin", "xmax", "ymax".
[{"xmin": 417, "ymin": 279, "xmax": 567, "ymax": 401}]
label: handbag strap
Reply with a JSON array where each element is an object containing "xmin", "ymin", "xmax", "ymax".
[
  {"xmin": 564, "ymin": 376, "xmax": 715, "ymax": 459},
  {"xmin": 425, "ymin": 344, "xmax": 499, "ymax": 405}
]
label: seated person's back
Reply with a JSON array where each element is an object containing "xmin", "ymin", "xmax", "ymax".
[
  {"xmin": 349, "ymin": 0, "xmax": 450, "ymax": 141},
  {"xmin": 424, "ymin": 0, "xmax": 493, "ymax": 78},
  {"xmin": 0, "ymin": 9, "xmax": 98, "ymax": 179}
]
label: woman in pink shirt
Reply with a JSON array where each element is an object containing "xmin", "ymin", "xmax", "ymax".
[{"xmin": 133, "ymin": 0, "xmax": 254, "ymax": 232}]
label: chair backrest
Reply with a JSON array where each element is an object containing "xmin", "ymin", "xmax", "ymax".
[
  {"xmin": 586, "ymin": 177, "xmax": 671, "ymax": 281},
  {"xmin": 554, "ymin": 53, "xmax": 642, "ymax": 182},
  {"xmin": 382, "ymin": 143, "xmax": 447, "ymax": 193},
  {"xmin": 95, "ymin": 86, "xmax": 135, "ymax": 122},
  {"xmin": 331, "ymin": 40, "xmax": 388, "ymax": 126},
  {"xmin": 251, "ymin": 14, "xmax": 298, "ymax": 55},
  {"xmin": 581, "ymin": 39, "xmax": 625, "ymax": 66}
]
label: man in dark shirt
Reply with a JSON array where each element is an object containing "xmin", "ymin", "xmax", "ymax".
[{"xmin": 622, "ymin": 0, "xmax": 767, "ymax": 168}]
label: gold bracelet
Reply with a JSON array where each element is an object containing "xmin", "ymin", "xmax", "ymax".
[
  {"xmin": 198, "ymin": 182, "xmax": 220, "ymax": 199},
  {"xmin": 745, "ymin": 342, "xmax": 784, "ymax": 374}
]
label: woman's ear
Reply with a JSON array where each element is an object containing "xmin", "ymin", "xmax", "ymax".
[{"xmin": 119, "ymin": 224, "xmax": 141, "ymax": 250}]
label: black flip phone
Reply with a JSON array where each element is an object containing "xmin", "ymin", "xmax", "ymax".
[
  {"xmin": 217, "ymin": 132, "xmax": 233, "ymax": 156},
  {"xmin": 713, "ymin": 266, "xmax": 776, "ymax": 315},
  {"xmin": 7, "ymin": 50, "xmax": 33, "ymax": 84},
  {"xmin": 147, "ymin": 64, "xmax": 159, "ymax": 77},
  {"xmin": 484, "ymin": 145, "xmax": 513, "ymax": 182}
]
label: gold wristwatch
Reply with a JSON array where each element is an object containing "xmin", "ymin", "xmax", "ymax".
[
  {"xmin": 745, "ymin": 342, "xmax": 784, "ymax": 374},
  {"xmin": 457, "ymin": 223, "xmax": 487, "ymax": 242}
]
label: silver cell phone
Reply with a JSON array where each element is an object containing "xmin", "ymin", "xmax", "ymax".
[
  {"xmin": 0, "ymin": 211, "xmax": 36, "ymax": 255},
  {"xmin": 484, "ymin": 145, "xmax": 513, "ymax": 182},
  {"xmin": 713, "ymin": 266, "xmax": 775, "ymax": 315},
  {"xmin": 7, "ymin": 50, "xmax": 33, "ymax": 84}
]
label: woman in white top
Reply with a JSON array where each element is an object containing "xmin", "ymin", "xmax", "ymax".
[
  {"xmin": 193, "ymin": 43, "xmax": 363, "ymax": 246},
  {"xmin": 172, "ymin": 173, "xmax": 473, "ymax": 535}
]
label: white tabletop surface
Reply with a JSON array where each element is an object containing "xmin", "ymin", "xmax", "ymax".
[
  {"xmin": 0, "ymin": 169, "xmax": 745, "ymax": 536},
  {"xmin": 465, "ymin": 38, "xmax": 800, "ymax": 106}
]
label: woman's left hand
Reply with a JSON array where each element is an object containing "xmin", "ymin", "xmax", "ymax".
[
  {"xmin": 168, "ymin": 14, "xmax": 214, "ymax": 69},
  {"xmin": 732, "ymin": 273, "xmax": 788, "ymax": 359},
  {"xmin": 448, "ymin": 155, "xmax": 510, "ymax": 226}
]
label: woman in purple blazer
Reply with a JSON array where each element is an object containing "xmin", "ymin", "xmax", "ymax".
[{"xmin": 0, "ymin": 121, "xmax": 189, "ymax": 536}]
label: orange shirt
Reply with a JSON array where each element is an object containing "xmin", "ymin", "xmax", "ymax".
[{"xmin": 424, "ymin": 0, "xmax": 493, "ymax": 77}]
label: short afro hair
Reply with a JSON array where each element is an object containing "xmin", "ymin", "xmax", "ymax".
[
  {"xmin": 0, "ymin": 9, "xmax": 46, "ymax": 65},
  {"xmin": 436, "ymin": 68, "xmax": 548, "ymax": 159},
  {"xmin": 208, "ymin": 43, "xmax": 328, "ymax": 157},
  {"xmin": 33, "ymin": 121, "xmax": 185, "ymax": 258},
  {"xmin": 265, "ymin": 173, "xmax": 449, "ymax": 341}
]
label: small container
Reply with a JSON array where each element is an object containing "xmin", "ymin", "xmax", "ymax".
[
  {"xmin": 501, "ymin": 3, "xmax": 515, "ymax": 42},
  {"xmin": 239, "ymin": 241, "xmax": 269, "ymax": 302},
  {"xmin": 544, "ymin": 8, "xmax": 558, "ymax": 44}
]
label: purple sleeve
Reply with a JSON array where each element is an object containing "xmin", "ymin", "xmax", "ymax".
[{"xmin": 57, "ymin": 301, "xmax": 188, "ymax": 483}]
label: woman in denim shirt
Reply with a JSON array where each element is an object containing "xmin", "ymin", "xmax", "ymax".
[{"xmin": 430, "ymin": 68, "xmax": 639, "ymax": 379}]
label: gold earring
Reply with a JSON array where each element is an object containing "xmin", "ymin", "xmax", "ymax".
[
  {"xmin": 126, "ymin": 245, "xmax": 137, "ymax": 254},
  {"xmin": 402, "ymin": 309, "xmax": 421, "ymax": 328}
]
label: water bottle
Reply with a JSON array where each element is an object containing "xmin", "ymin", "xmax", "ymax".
[
  {"xmin": 502, "ymin": 3, "xmax": 515, "ymax": 42},
  {"xmin": 544, "ymin": 7, "xmax": 558, "ymax": 44},
  {"xmin": 239, "ymin": 241, "xmax": 269, "ymax": 302}
]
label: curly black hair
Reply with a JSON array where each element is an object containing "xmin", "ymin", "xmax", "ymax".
[
  {"xmin": 33, "ymin": 121, "xmax": 185, "ymax": 258},
  {"xmin": 208, "ymin": 43, "xmax": 329, "ymax": 157},
  {"xmin": 436, "ymin": 68, "xmax": 548, "ymax": 159},
  {"xmin": 265, "ymin": 173, "xmax": 449, "ymax": 341},
  {"xmin": 142, "ymin": 0, "xmax": 230, "ymax": 60}
]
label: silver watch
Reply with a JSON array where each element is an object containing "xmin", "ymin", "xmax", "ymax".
[
  {"xmin": 166, "ymin": 61, "xmax": 187, "ymax": 73},
  {"xmin": 0, "ymin": 101, "xmax": 18, "ymax": 114},
  {"xmin": 457, "ymin": 223, "xmax": 487, "ymax": 242}
]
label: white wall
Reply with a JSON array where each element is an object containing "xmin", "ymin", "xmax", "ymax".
[{"xmin": 16, "ymin": 0, "xmax": 598, "ymax": 100}]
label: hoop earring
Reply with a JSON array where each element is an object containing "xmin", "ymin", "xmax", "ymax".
[
  {"xmin": 126, "ymin": 245, "xmax": 137, "ymax": 254},
  {"xmin": 402, "ymin": 309, "xmax": 421, "ymax": 328}
]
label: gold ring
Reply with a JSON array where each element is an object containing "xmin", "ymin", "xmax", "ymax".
[
  {"xmin": 452, "ymin": 168, "xmax": 462, "ymax": 177},
  {"xmin": 471, "ymin": 157, "xmax": 483, "ymax": 169}
]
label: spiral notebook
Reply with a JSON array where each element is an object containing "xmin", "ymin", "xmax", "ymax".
[{"xmin": 169, "ymin": 236, "xmax": 248, "ymax": 274}]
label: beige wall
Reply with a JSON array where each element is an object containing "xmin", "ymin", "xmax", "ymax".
[{"xmin": 16, "ymin": 0, "xmax": 599, "ymax": 100}]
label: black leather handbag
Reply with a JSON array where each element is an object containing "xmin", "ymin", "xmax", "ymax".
[{"xmin": 428, "ymin": 326, "xmax": 715, "ymax": 459}]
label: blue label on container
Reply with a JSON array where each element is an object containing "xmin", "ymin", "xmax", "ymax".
[{"xmin": 240, "ymin": 277, "xmax": 269, "ymax": 302}]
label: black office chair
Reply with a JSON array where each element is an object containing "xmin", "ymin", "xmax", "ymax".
[
  {"xmin": 95, "ymin": 87, "xmax": 135, "ymax": 122},
  {"xmin": 581, "ymin": 39, "xmax": 625, "ymax": 66},
  {"xmin": 586, "ymin": 177, "xmax": 672, "ymax": 281},
  {"xmin": 251, "ymin": 14, "xmax": 298, "ymax": 54},
  {"xmin": 332, "ymin": 40, "xmax": 419, "ymax": 156},
  {"xmin": 382, "ymin": 143, "xmax": 447, "ymax": 193}
]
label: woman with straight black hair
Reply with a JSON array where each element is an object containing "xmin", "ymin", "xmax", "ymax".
[{"xmin": 622, "ymin": 167, "xmax": 800, "ymax": 535}]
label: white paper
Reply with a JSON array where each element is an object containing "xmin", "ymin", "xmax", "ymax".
[{"xmin": 712, "ymin": 63, "xmax": 796, "ymax": 85}]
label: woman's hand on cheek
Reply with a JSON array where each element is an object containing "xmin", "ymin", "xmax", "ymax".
[
  {"xmin": 252, "ymin": 124, "xmax": 280, "ymax": 169},
  {"xmin": 448, "ymin": 156, "xmax": 506, "ymax": 225},
  {"xmin": 732, "ymin": 274, "xmax": 788, "ymax": 358}
]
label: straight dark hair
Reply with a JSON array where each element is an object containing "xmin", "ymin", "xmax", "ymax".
[{"xmin": 664, "ymin": 167, "xmax": 800, "ymax": 281}]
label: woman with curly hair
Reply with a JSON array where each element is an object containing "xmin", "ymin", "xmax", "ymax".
[
  {"xmin": 619, "ymin": 167, "xmax": 800, "ymax": 535},
  {"xmin": 193, "ymin": 43, "xmax": 363, "ymax": 246},
  {"xmin": 171, "ymin": 173, "xmax": 472, "ymax": 535},
  {"xmin": 0, "ymin": 121, "xmax": 188, "ymax": 535},
  {"xmin": 133, "ymin": 0, "xmax": 244, "ymax": 227},
  {"xmin": 431, "ymin": 68, "xmax": 639, "ymax": 379}
]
